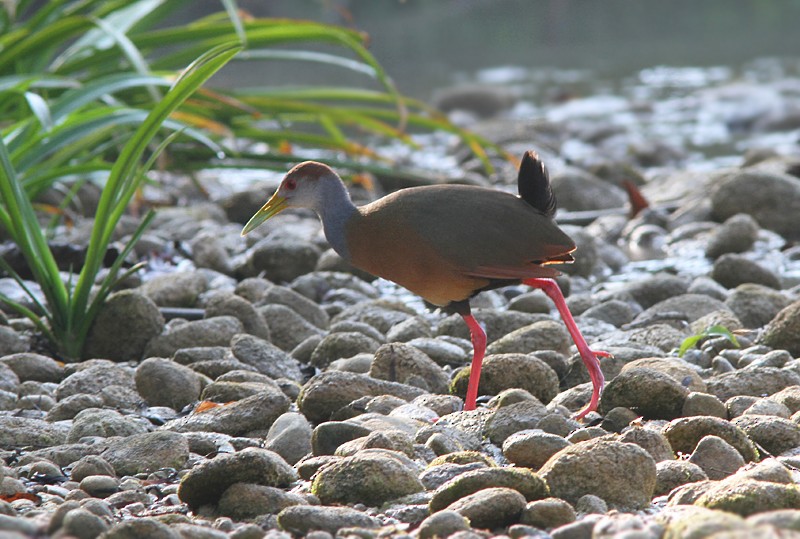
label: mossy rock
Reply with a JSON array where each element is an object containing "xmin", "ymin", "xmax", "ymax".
[
  {"xmin": 311, "ymin": 452, "xmax": 423, "ymax": 506},
  {"xmin": 696, "ymin": 479, "xmax": 800, "ymax": 517},
  {"xmin": 429, "ymin": 467, "xmax": 549, "ymax": 512},
  {"xmin": 428, "ymin": 451, "xmax": 496, "ymax": 467}
]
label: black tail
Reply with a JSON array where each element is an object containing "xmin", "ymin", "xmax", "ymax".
[{"xmin": 517, "ymin": 150, "xmax": 557, "ymax": 218}]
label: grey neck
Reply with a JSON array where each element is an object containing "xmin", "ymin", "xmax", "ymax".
[{"xmin": 316, "ymin": 178, "xmax": 358, "ymax": 261}]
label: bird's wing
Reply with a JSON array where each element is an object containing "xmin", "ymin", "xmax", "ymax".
[
  {"xmin": 399, "ymin": 185, "xmax": 576, "ymax": 274},
  {"xmin": 349, "ymin": 184, "xmax": 575, "ymax": 305}
]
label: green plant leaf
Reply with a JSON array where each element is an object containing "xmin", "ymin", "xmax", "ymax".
[{"xmin": 678, "ymin": 324, "xmax": 740, "ymax": 357}]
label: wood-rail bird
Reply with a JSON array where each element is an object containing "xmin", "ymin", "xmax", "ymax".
[{"xmin": 242, "ymin": 151, "xmax": 607, "ymax": 418}]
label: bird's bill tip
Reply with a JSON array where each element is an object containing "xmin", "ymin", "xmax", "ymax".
[{"xmin": 240, "ymin": 193, "xmax": 288, "ymax": 236}]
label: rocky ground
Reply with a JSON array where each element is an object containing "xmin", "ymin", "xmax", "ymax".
[{"xmin": 2, "ymin": 64, "xmax": 800, "ymax": 538}]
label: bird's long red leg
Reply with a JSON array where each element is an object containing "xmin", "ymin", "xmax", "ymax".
[
  {"xmin": 462, "ymin": 314, "xmax": 487, "ymax": 411},
  {"xmin": 523, "ymin": 278, "xmax": 608, "ymax": 419}
]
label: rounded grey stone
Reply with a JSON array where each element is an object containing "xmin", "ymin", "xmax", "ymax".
[
  {"xmin": 102, "ymin": 431, "xmax": 189, "ymax": 476},
  {"xmin": 369, "ymin": 342, "xmax": 449, "ymax": 394},
  {"xmin": 310, "ymin": 332, "xmax": 381, "ymax": 369},
  {"xmin": 83, "ymin": 291, "xmax": 164, "ymax": 362},
  {"xmin": 265, "ymin": 412, "xmax": 313, "ymax": 465},
  {"xmin": 759, "ymin": 300, "xmax": 800, "ymax": 356},
  {"xmin": 416, "ymin": 510, "xmax": 470, "ymax": 539},
  {"xmin": 663, "ymin": 416, "xmax": 759, "ymax": 463},
  {"xmin": 162, "ymin": 389, "xmax": 290, "ymax": 437},
  {"xmin": 259, "ymin": 304, "xmax": 323, "ymax": 351},
  {"xmin": 298, "ymin": 370, "xmax": 425, "ymax": 424},
  {"xmin": 726, "ymin": 283, "xmax": 790, "ymax": 328},
  {"xmin": 311, "ymin": 452, "xmax": 423, "ymax": 506},
  {"xmin": 277, "ymin": 505, "xmax": 379, "ymax": 536},
  {"xmin": 599, "ymin": 367, "xmax": 689, "ymax": 420},
  {"xmin": 230, "ymin": 333, "xmax": 303, "ymax": 382},
  {"xmin": 67, "ymin": 409, "xmax": 149, "ymax": 443},
  {"xmin": 70, "ymin": 455, "xmax": 115, "ymax": 482},
  {"xmin": 446, "ymin": 487, "xmax": 527, "ymax": 530},
  {"xmin": 452, "ymin": 353, "xmax": 560, "ymax": 406},
  {"xmin": 503, "ymin": 429, "xmax": 571, "ymax": 469},
  {"xmin": 178, "ymin": 448, "xmax": 297, "ymax": 510},
  {"xmin": 143, "ymin": 316, "xmax": 243, "ymax": 358},
  {"xmin": 520, "ymin": 497, "xmax": 577, "ymax": 530},
  {"xmin": 139, "ymin": 271, "xmax": 207, "ymax": 308},
  {"xmin": 705, "ymin": 213, "xmax": 760, "ymax": 259},
  {"xmin": 79, "ymin": 475, "xmax": 120, "ymax": 498},
  {"xmin": 217, "ymin": 482, "xmax": 305, "ymax": 520},
  {"xmin": 539, "ymin": 439, "xmax": 656, "ymax": 510},
  {"xmin": 135, "ymin": 358, "xmax": 201, "ymax": 410},
  {"xmin": 62, "ymin": 508, "xmax": 109, "ymax": 539},
  {"xmin": 0, "ymin": 353, "xmax": 63, "ymax": 383},
  {"xmin": 712, "ymin": 254, "xmax": 781, "ymax": 290},
  {"xmin": 655, "ymin": 460, "xmax": 708, "ymax": 496},
  {"xmin": 205, "ymin": 293, "xmax": 271, "ymax": 341}
]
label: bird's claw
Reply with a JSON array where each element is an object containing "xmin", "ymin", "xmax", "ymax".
[{"xmin": 593, "ymin": 350, "xmax": 613, "ymax": 359}]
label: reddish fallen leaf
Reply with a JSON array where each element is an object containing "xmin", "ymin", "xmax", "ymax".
[
  {"xmin": 0, "ymin": 492, "xmax": 40, "ymax": 503},
  {"xmin": 193, "ymin": 401, "xmax": 235, "ymax": 414}
]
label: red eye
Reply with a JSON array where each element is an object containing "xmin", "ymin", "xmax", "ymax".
[{"xmin": 285, "ymin": 178, "xmax": 297, "ymax": 190}]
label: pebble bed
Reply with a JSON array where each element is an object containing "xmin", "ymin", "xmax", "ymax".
[{"xmin": 2, "ymin": 66, "xmax": 800, "ymax": 538}]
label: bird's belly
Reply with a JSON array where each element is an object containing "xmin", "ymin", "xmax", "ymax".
[
  {"xmin": 349, "ymin": 233, "xmax": 486, "ymax": 306},
  {"xmin": 364, "ymin": 257, "xmax": 486, "ymax": 307}
]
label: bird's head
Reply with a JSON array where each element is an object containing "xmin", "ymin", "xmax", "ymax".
[{"xmin": 241, "ymin": 161, "xmax": 338, "ymax": 236}]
